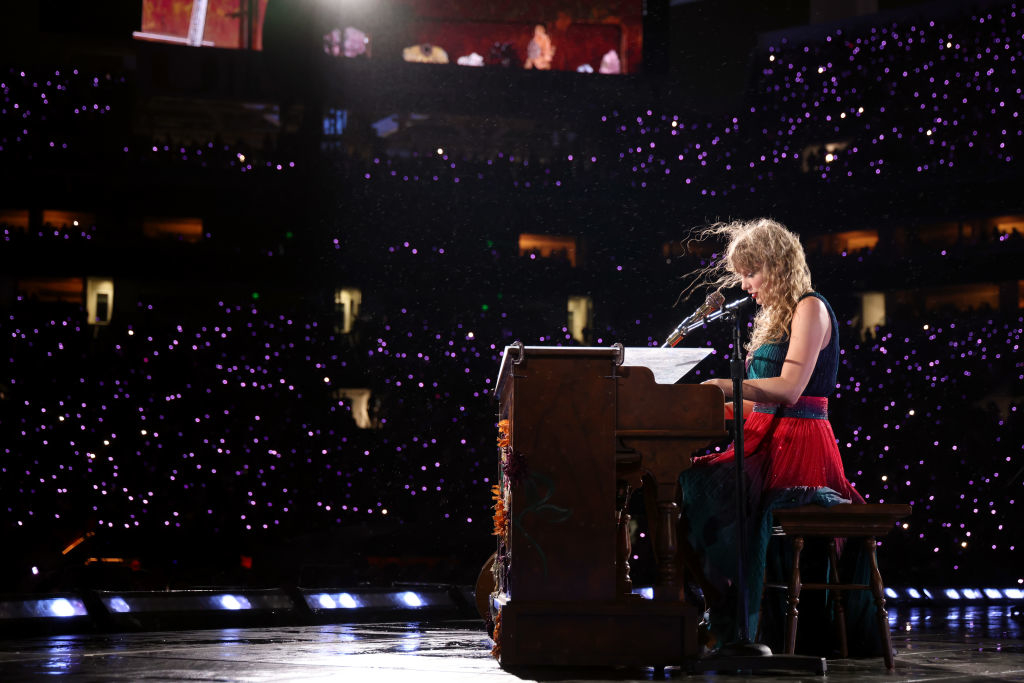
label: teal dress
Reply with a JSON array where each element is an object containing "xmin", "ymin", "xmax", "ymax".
[{"xmin": 679, "ymin": 293, "xmax": 874, "ymax": 654}]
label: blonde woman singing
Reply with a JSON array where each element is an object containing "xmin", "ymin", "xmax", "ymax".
[{"xmin": 678, "ymin": 218, "xmax": 865, "ymax": 652}]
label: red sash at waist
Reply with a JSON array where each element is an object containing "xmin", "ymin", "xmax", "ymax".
[{"xmin": 752, "ymin": 395, "xmax": 829, "ymax": 420}]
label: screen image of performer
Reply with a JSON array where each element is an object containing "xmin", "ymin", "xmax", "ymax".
[
  {"xmin": 677, "ymin": 218, "xmax": 868, "ymax": 653},
  {"xmin": 524, "ymin": 24, "xmax": 555, "ymax": 70}
]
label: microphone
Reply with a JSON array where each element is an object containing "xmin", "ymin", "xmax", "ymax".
[
  {"xmin": 719, "ymin": 295, "xmax": 755, "ymax": 315},
  {"xmin": 662, "ymin": 291, "xmax": 726, "ymax": 348}
]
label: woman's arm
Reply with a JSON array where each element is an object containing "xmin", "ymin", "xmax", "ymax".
[{"xmin": 703, "ymin": 296, "xmax": 831, "ymax": 406}]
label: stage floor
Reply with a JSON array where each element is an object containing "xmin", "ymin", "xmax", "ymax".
[{"xmin": 0, "ymin": 606, "xmax": 1020, "ymax": 681}]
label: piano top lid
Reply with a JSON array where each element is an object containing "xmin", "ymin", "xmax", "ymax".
[
  {"xmin": 495, "ymin": 345, "xmax": 621, "ymax": 398},
  {"xmin": 494, "ymin": 344, "xmax": 714, "ymax": 398}
]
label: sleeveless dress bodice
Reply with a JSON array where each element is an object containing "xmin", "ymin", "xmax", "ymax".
[{"xmin": 746, "ymin": 292, "xmax": 839, "ymax": 397}]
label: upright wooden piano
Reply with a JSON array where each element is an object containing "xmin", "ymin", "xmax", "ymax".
[{"xmin": 489, "ymin": 344, "xmax": 726, "ymax": 667}]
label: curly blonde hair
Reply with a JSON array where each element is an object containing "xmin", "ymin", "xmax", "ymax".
[{"xmin": 681, "ymin": 218, "xmax": 813, "ymax": 352}]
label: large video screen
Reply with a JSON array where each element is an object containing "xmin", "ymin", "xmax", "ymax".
[
  {"xmin": 136, "ymin": 0, "xmax": 643, "ymax": 74},
  {"xmin": 136, "ymin": 0, "xmax": 268, "ymax": 49}
]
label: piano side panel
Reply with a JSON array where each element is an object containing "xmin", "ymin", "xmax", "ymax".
[
  {"xmin": 616, "ymin": 365, "xmax": 726, "ymax": 434},
  {"xmin": 613, "ymin": 364, "xmax": 728, "ymax": 603},
  {"xmin": 506, "ymin": 355, "xmax": 617, "ymax": 603}
]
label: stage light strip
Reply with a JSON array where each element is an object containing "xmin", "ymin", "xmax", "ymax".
[
  {"xmin": 630, "ymin": 586, "xmax": 1024, "ymax": 604},
  {"xmin": 313, "ymin": 592, "xmax": 360, "ymax": 609},
  {"xmin": 301, "ymin": 588, "xmax": 456, "ymax": 612},
  {"xmin": 97, "ymin": 590, "xmax": 293, "ymax": 614},
  {"xmin": 878, "ymin": 587, "xmax": 1024, "ymax": 603},
  {"xmin": 11, "ymin": 585, "xmax": 1018, "ymax": 623}
]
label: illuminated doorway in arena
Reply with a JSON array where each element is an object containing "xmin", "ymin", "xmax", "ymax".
[
  {"xmin": 332, "ymin": 388, "xmax": 376, "ymax": 429},
  {"xmin": 334, "ymin": 288, "xmax": 362, "ymax": 334},
  {"xmin": 16, "ymin": 277, "xmax": 115, "ymax": 325},
  {"xmin": 567, "ymin": 295, "xmax": 593, "ymax": 344},
  {"xmin": 858, "ymin": 291, "xmax": 886, "ymax": 339},
  {"xmin": 86, "ymin": 277, "xmax": 115, "ymax": 325}
]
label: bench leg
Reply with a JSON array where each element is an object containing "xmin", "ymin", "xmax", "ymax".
[
  {"xmin": 828, "ymin": 538, "xmax": 848, "ymax": 658},
  {"xmin": 785, "ymin": 536, "xmax": 804, "ymax": 654},
  {"xmin": 755, "ymin": 564, "xmax": 767, "ymax": 643},
  {"xmin": 866, "ymin": 537, "xmax": 895, "ymax": 670}
]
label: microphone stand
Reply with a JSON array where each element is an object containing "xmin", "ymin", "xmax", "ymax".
[{"xmin": 689, "ymin": 305, "xmax": 827, "ymax": 675}]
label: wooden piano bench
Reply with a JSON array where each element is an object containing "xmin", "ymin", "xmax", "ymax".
[{"xmin": 763, "ymin": 503, "xmax": 912, "ymax": 670}]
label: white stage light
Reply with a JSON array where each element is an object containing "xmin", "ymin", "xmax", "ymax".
[
  {"xmin": 400, "ymin": 592, "xmax": 423, "ymax": 608},
  {"xmin": 107, "ymin": 597, "xmax": 131, "ymax": 613},
  {"xmin": 48, "ymin": 599, "xmax": 78, "ymax": 617},
  {"xmin": 217, "ymin": 594, "xmax": 251, "ymax": 610}
]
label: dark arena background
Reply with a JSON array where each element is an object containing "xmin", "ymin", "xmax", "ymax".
[{"xmin": 0, "ymin": 0, "xmax": 1022, "ymax": 679}]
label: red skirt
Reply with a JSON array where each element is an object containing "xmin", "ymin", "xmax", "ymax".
[{"xmin": 694, "ymin": 396, "xmax": 864, "ymax": 503}]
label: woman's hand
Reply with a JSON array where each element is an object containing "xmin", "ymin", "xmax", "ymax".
[
  {"xmin": 703, "ymin": 380, "xmax": 754, "ymax": 419},
  {"xmin": 701, "ymin": 377, "xmax": 733, "ymax": 398}
]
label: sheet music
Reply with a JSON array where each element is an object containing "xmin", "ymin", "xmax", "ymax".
[
  {"xmin": 494, "ymin": 345, "xmax": 713, "ymax": 391},
  {"xmin": 621, "ymin": 347, "xmax": 712, "ymax": 384}
]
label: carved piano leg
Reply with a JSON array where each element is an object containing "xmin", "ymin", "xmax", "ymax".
[
  {"xmin": 615, "ymin": 457, "xmax": 644, "ymax": 599},
  {"xmin": 653, "ymin": 481, "xmax": 681, "ymax": 600}
]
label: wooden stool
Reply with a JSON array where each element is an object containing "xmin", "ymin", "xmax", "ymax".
[{"xmin": 765, "ymin": 503, "xmax": 912, "ymax": 670}]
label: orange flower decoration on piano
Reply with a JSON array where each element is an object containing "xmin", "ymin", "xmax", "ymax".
[
  {"xmin": 496, "ymin": 419, "xmax": 510, "ymax": 450},
  {"xmin": 490, "ymin": 610, "xmax": 503, "ymax": 659},
  {"xmin": 491, "ymin": 484, "xmax": 509, "ymax": 539}
]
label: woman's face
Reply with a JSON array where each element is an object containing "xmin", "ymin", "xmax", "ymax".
[{"xmin": 739, "ymin": 268, "xmax": 765, "ymax": 303}]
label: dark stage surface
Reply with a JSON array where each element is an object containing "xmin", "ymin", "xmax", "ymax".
[{"xmin": 0, "ymin": 606, "xmax": 1021, "ymax": 681}]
